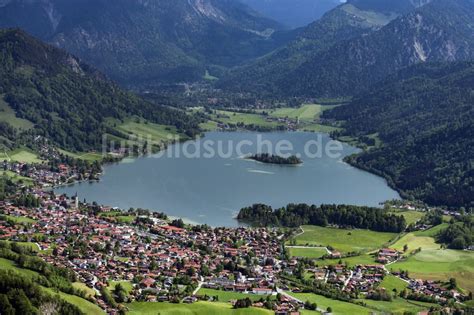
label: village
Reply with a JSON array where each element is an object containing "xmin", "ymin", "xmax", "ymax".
[{"xmin": 0, "ymin": 153, "xmax": 470, "ymax": 315}]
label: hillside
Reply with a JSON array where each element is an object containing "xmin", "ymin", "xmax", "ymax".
[
  {"xmin": 220, "ymin": 0, "xmax": 428, "ymax": 95},
  {"xmin": 282, "ymin": 0, "xmax": 474, "ymax": 97},
  {"xmin": 239, "ymin": 0, "xmax": 341, "ymax": 28},
  {"xmin": 0, "ymin": 0, "xmax": 292, "ymax": 87},
  {"xmin": 0, "ymin": 29, "xmax": 200, "ymax": 151},
  {"xmin": 324, "ymin": 62, "xmax": 474, "ymax": 207}
]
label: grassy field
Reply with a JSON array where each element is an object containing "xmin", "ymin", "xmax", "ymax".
[
  {"xmin": 199, "ymin": 120, "xmax": 219, "ymax": 131},
  {"xmin": 212, "ymin": 110, "xmax": 283, "ymax": 128},
  {"xmin": 320, "ymin": 254, "xmax": 377, "ymax": 267},
  {"xmin": 127, "ymin": 301, "xmax": 272, "ymax": 315},
  {"xmin": 2, "ymin": 214, "xmax": 36, "ymax": 224},
  {"xmin": 197, "ymin": 288, "xmax": 274, "ymax": 302},
  {"xmin": 414, "ymin": 223, "xmax": 449, "ymax": 237},
  {"xmin": 58, "ymin": 149, "xmax": 104, "ymax": 162},
  {"xmin": 2, "ymin": 170, "xmax": 34, "ymax": 185},
  {"xmin": 299, "ymin": 123, "xmax": 340, "ymax": 133},
  {"xmin": 359, "ymin": 298, "xmax": 434, "ymax": 315},
  {"xmin": 116, "ymin": 120, "xmax": 183, "ymax": 145},
  {"xmin": 291, "ymin": 226, "xmax": 397, "ymax": 253},
  {"xmin": 0, "ymin": 257, "xmax": 40, "ymax": 278},
  {"xmin": 108, "ymin": 280, "xmax": 134, "ymax": 294},
  {"xmin": 43, "ymin": 287, "xmax": 104, "ymax": 315},
  {"xmin": 72, "ymin": 282, "xmax": 96, "ymax": 298},
  {"xmin": 0, "ymin": 96, "xmax": 34, "ymax": 130},
  {"xmin": 390, "ymin": 232, "xmax": 440, "ymax": 253},
  {"xmin": 389, "ymin": 210, "xmax": 425, "ymax": 225},
  {"xmin": 0, "ymin": 148, "xmax": 43, "ymax": 163},
  {"xmin": 99, "ymin": 211, "xmax": 136, "ymax": 224},
  {"xmin": 268, "ymin": 104, "xmax": 337, "ymax": 122},
  {"xmin": 201, "ymin": 104, "xmax": 340, "ymax": 133},
  {"xmin": 287, "ymin": 292, "xmax": 373, "ymax": 315},
  {"xmin": 379, "ymin": 275, "xmax": 408, "ymax": 292},
  {"xmin": 390, "ymin": 249, "xmax": 474, "ymax": 292},
  {"xmin": 288, "ymin": 247, "xmax": 328, "ymax": 259},
  {"xmin": 101, "ymin": 118, "xmax": 186, "ymax": 151}
]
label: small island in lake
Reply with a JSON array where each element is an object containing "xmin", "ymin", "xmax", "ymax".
[{"xmin": 248, "ymin": 153, "xmax": 302, "ymax": 165}]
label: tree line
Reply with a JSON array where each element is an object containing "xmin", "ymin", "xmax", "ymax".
[{"xmin": 237, "ymin": 203, "xmax": 406, "ymax": 232}]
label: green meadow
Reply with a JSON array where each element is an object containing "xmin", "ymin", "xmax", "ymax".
[
  {"xmin": 2, "ymin": 170, "xmax": 34, "ymax": 185},
  {"xmin": 43, "ymin": 287, "xmax": 104, "ymax": 315},
  {"xmin": 212, "ymin": 110, "xmax": 283, "ymax": 128},
  {"xmin": 291, "ymin": 225, "xmax": 397, "ymax": 253},
  {"xmin": 200, "ymin": 104, "xmax": 340, "ymax": 133},
  {"xmin": 288, "ymin": 247, "xmax": 328, "ymax": 259},
  {"xmin": 0, "ymin": 257, "xmax": 40, "ymax": 278},
  {"xmin": 0, "ymin": 148, "xmax": 43, "ymax": 163},
  {"xmin": 197, "ymin": 288, "xmax": 274, "ymax": 302},
  {"xmin": 72, "ymin": 282, "xmax": 97, "ymax": 298},
  {"xmin": 268, "ymin": 104, "xmax": 338, "ymax": 122},
  {"xmin": 299, "ymin": 123, "xmax": 340, "ymax": 133},
  {"xmin": 0, "ymin": 96, "xmax": 34, "ymax": 130},
  {"xmin": 2, "ymin": 214, "xmax": 36, "ymax": 224},
  {"xmin": 391, "ymin": 232, "xmax": 441, "ymax": 253},
  {"xmin": 116, "ymin": 120, "xmax": 183, "ymax": 144},
  {"xmin": 390, "ymin": 249, "xmax": 474, "ymax": 292},
  {"xmin": 389, "ymin": 210, "xmax": 425, "ymax": 225},
  {"xmin": 58, "ymin": 149, "xmax": 104, "ymax": 162},
  {"xmin": 378, "ymin": 275, "xmax": 408, "ymax": 292},
  {"xmin": 199, "ymin": 120, "xmax": 219, "ymax": 131},
  {"xmin": 287, "ymin": 292, "xmax": 373, "ymax": 315},
  {"xmin": 127, "ymin": 301, "xmax": 272, "ymax": 315},
  {"xmin": 320, "ymin": 254, "xmax": 377, "ymax": 267},
  {"xmin": 108, "ymin": 280, "xmax": 134, "ymax": 295},
  {"xmin": 358, "ymin": 298, "xmax": 435, "ymax": 315}
]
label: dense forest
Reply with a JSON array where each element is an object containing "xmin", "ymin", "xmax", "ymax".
[
  {"xmin": 0, "ymin": 29, "xmax": 202, "ymax": 151},
  {"xmin": 325, "ymin": 62, "xmax": 474, "ymax": 208},
  {"xmin": 237, "ymin": 203, "xmax": 406, "ymax": 232}
]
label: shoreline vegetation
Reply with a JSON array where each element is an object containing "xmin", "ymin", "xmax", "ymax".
[
  {"xmin": 237, "ymin": 203, "xmax": 406, "ymax": 232},
  {"xmin": 247, "ymin": 153, "xmax": 302, "ymax": 165}
]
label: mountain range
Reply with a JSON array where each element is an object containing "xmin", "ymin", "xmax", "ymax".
[
  {"xmin": 0, "ymin": 0, "xmax": 294, "ymax": 87},
  {"xmin": 0, "ymin": 0, "xmax": 473, "ymax": 208},
  {"xmin": 221, "ymin": 0, "xmax": 474, "ymax": 97}
]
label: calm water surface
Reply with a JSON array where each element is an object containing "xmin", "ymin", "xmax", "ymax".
[{"xmin": 56, "ymin": 132, "xmax": 400, "ymax": 226}]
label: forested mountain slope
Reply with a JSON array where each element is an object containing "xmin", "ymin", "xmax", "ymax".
[
  {"xmin": 0, "ymin": 0, "xmax": 291, "ymax": 87},
  {"xmin": 281, "ymin": 0, "xmax": 474, "ymax": 97},
  {"xmin": 0, "ymin": 29, "xmax": 199, "ymax": 151},
  {"xmin": 324, "ymin": 62, "xmax": 474, "ymax": 207},
  {"xmin": 219, "ymin": 0, "xmax": 429, "ymax": 95},
  {"xmin": 222, "ymin": 0, "xmax": 474, "ymax": 98}
]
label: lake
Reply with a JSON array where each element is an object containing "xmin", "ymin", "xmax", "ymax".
[{"xmin": 55, "ymin": 132, "xmax": 400, "ymax": 226}]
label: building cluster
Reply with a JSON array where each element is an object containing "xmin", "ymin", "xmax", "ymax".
[
  {"xmin": 376, "ymin": 248, "xmax": 401, "ymax": 264},
  {"xmin": 0, "ymin": 157, "xmax": 470, "ymax": 314},
  {"xmin": 0, "ymin": 188, "xmax": 291, "ymax": 313},
  {"xmin": 409, "ymin": 280, "xmax": 465, "ymax": 304}
]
